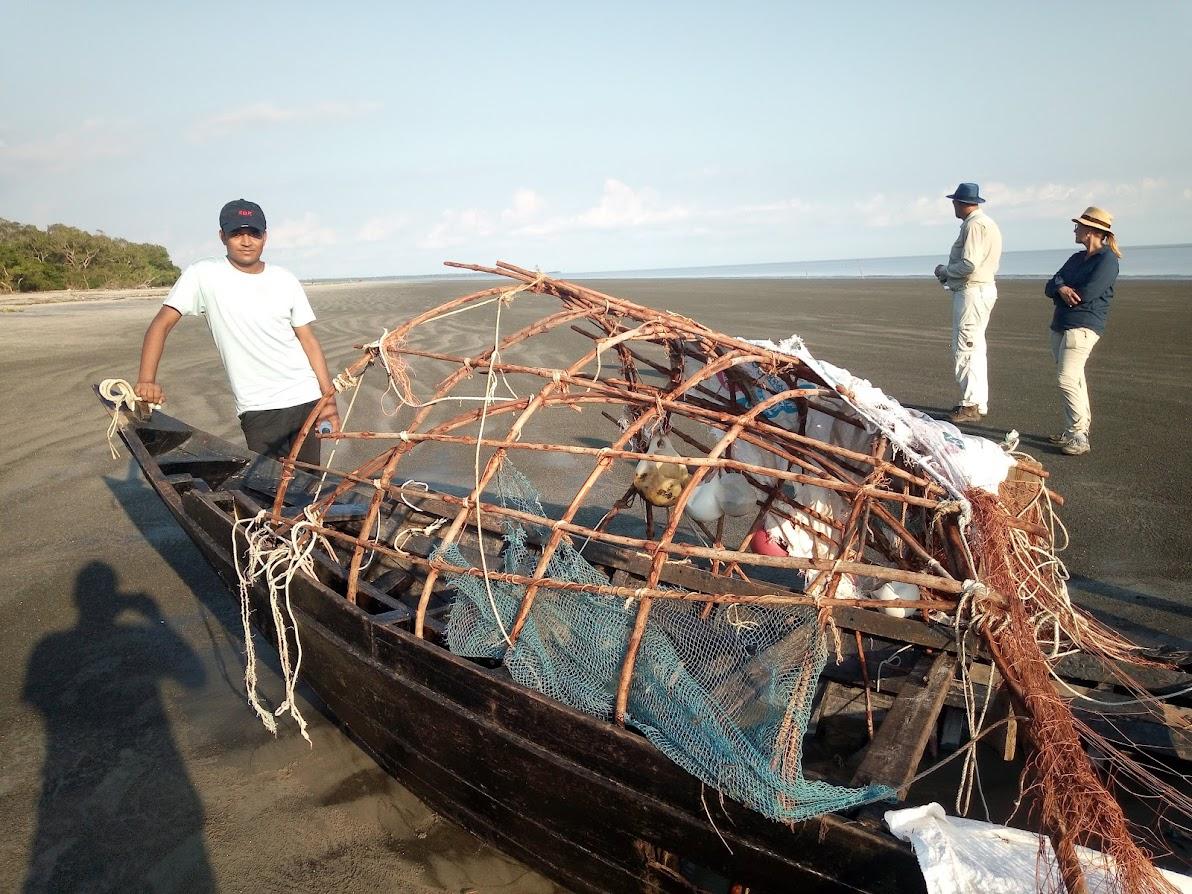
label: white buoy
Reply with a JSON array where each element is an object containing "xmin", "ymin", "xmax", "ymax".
[
  {"xmin": 716, "ymin": 472, "xmax": 756, "ymax": 517},
  {"xmin": 685, "ymin": 480, "xmax": 724, "ymax": 522},
  {"xmin": 874, "ymin": 581, "xmax": 921, "ymax": 618}
]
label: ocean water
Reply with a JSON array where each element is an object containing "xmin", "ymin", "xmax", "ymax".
[
  {"xmin": 310, "ymin": 243, "xmax": 1192, "ymax": 286},
  {"xmin": 566, "ymin": 242, "xmax": 1192, "ymax": 280}
]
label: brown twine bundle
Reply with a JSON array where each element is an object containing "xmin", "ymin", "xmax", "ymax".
[
  {"xmin": 966, "ymin": 489, "xmax": 1179, "ymax": 894},
  {"xmin": 379, "ymin": 335, "xmax": 418, "ymax": 412}
]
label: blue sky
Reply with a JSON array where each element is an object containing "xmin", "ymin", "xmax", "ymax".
[{"xmin": 2, "ymin": 2, "xmax": 1190, "ymax": 278}]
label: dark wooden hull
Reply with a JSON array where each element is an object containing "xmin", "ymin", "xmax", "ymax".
[{"xmin": 113, "ymin": 406, "xmax": 926, "ymax": 894}]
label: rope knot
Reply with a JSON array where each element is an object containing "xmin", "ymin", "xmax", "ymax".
[{"xmin": 98, "ymin": 378, "xmax": 161, "ymax": 459}]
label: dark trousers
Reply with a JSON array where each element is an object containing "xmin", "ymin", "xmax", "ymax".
[{"xmin": 239, "ymin": 399, "xmax": 321, "ymax": 466}]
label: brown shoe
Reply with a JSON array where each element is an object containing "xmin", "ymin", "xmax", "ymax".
[{"xmin": 948, "ymin": 405, "xmax": 984, "ymax": 424}]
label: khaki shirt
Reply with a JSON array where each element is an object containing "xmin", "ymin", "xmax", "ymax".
[{"xmin": 941, "ymin": 209, "xmax": 1002, "ymax": 290}]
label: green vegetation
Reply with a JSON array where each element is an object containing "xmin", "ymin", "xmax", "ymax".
[{"xmin": 0, "ymin": 219, "xmax": 180, "ymax": 292}]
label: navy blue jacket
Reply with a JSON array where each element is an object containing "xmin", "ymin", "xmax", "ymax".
[{"xmin": 1044, "ymin": 249, "xmax": 1119, "ymax": 334}]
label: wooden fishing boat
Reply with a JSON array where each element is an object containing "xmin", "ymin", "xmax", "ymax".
[{"xmin": 96, "ymin": 263, "xmax": 1192, "ymax": 893}]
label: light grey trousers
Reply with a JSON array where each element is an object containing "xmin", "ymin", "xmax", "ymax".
[{"xmin": 1049, "ymin": 327, "xmax": 1100, "ymax": 435}]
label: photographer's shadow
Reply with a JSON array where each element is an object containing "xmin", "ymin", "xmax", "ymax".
[{"xmin": 22, "ymin": 562, "xmax": 214, "ymax": 893}]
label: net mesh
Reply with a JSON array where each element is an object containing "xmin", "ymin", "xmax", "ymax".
[{"xmin": 441, "ymin": 465, "xmax": 893, "ymax": 822}]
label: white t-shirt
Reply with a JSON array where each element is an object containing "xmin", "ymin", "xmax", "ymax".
[{"xmin": 164, "ymin": 257, "xmax": 322, "ymax": 414}]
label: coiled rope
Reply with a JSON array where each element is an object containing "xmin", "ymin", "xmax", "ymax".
[{"xmin": 98, "ymin": 378, "xmax": 160, "ymax": 459}]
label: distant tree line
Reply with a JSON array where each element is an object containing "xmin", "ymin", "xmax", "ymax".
[{"xmin": 0, "ymin": 218, "xmax": 180, "ymax": 292}]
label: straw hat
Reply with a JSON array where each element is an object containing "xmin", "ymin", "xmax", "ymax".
[{"xmin": 1072, "ymin": 206, "xmax": 1114, "ymax": 232}]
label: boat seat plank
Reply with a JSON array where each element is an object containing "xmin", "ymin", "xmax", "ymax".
[
  {"xmin": 368, "ymin": 566, "xmax": 416, "ymax": 595},
  {"xmin": 851, "ymin": 651, "xmax": 957, "ymax": 797},
  {"xmin": 821, "ymin": 651, "xmax": 1192, "ymax": 760},
  {"xmin": 162, "ymin": 473, "xmax": 211, "ymax": 495}
]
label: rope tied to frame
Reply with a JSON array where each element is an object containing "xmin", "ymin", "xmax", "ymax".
[
  {"xmin": 392, "ymin": 517, "xmax": 448, "ymax": 555},
  {"xmin": 465, "ymin": 276, "xmax": 548, "ymax": 650},
  {"xmin": 372, "ymin": 276, "xmax": 545, "ymax": 413},
  {"xmin": 806, "ymin": 557, "xmax": 848, "ymax": 662},
  {"xmin": 98, "ymin": 378, "xmax": 160, "ymax": 459}
]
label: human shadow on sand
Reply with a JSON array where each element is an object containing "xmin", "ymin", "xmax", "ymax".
[
  {"xmin": 103, "ymin": 462, "xmax": 248, "ymax": 702},
  {"xmin": 102, "ymin": 462, "xmax": 334, "ymax": 710},
  {"xmin": 21, "ymin": 561, "xmax": 215, "ymax": 893}
]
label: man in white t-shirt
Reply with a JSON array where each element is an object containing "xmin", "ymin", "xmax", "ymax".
[{"xmin": 133, "ymin": 199, "xmax": 339, "ymax": 464}]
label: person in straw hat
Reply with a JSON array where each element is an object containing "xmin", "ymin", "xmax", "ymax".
[{"xmin": 1043, "ymin": 206, "xmax": 1122, "ymax": 456}]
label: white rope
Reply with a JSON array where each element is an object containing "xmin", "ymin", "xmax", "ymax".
[
  {"xmin": 1048, "ymin": 668, "xmax": 1192, "ymax": 706},
  {"xmin": 724, "ymin": 602, "xmax": 760, "ymax": 635},
  {"xmin": 313, "ymin": 362, "xmax": 366, "ymax": 503},
  {"xmin": 875, "ymin": 644, "xmax": 914, "ymax": 693},
  {"xmin": 231, "ymin": 509, "xmax": 315, "ymax": 744},
  {"xmin": 699, "ymin": 783, "xmax": 734, "ymax": 855},
  {"xmin": 473, "ymin": 288, "xmax": 519, "ymax": 648},
  {"xmin": 98, "ymin": 378, "xmax": 160, "ymax": 459},
  {"xmin": 373, "ymin": 278, "xmax": 541, "ymax": 416},
  {"xmin": 392, "ymin": 517, "xmax": 448, "ymax": 554}
]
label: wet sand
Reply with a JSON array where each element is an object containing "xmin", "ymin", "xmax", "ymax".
[{"xmin": 0, "ymin": 275, "xmax": 1188, "ymax": 892}]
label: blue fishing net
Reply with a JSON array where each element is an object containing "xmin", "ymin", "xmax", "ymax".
[{"xmin": 440, "ymin": 464, "xmax": 893, "ymax": 822}]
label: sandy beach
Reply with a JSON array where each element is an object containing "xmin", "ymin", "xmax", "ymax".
[{"xmin": 0, "ymin": 275, "xmax": 1188, "ymax": 892}]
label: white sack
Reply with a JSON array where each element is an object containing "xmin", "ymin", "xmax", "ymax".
[{"xmin": 885, "ymin": 803, "xmax": 1192, "ymax": 894}]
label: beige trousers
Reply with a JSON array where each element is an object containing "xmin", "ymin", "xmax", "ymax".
[
  {"xmin": 1049, "ymin": 327, "xmax": 1100, "ymax": 435},
  {"xmin": 951, "ymin": 283, "xmax": 997, "ymax": 412}
]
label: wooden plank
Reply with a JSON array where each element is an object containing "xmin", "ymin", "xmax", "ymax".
[
  {"xmin": 1053, "ymin": 650, "xmax": 1192, "ymax": 692},
  {"xmin": 368, "ymin": 566, "xmax": 416, "ymax": 595},
  {"xmin": 370, "ymin": 607, "xmax": 414, "ymax": 626},
  {"xmin": 852, "ymin": 651, "xmax": 957, "ymax": 797},
  {"xmin": 823, "ymin": 654, "xmax": 1192, "ymax": 760}
]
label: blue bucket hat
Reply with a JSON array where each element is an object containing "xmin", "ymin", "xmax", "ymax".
[{"xmin": 945, "ymin": 182, "xmax": 985, "ymax": 205}]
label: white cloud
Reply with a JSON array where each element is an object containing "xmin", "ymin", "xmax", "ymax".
[
  {"xmin": 577, "ymin": 179, "xmax": 688, "ymax": 229},
  {"xmin": 513, "ymin": 179, "xmax": 689, "ymax": 238},
  {"xmin": 0, "ymin": 120, "xmax": 131, "ymax": 172},
  {"xmin": 418, "ymin": 189, "xmax": 546, "ymax": 250},
  {"xmin": 420, "ymin": 181, "xmax": 828, "ymax": 252},
  {"xmin": 984, "ymin": 178, "xmax": 1171, "ymax": 221},
  {"xmin": 419, "ymin": 180, "xmax": 691, "ymax": 249},
  {"xmin": 420, "ymin": 207, "xmax": 496, "ymax": 250},
  {"xmin": 412, "ymin": 175, "xmax": 1192, "ymax": 267},
  {"xmin": 268, "ymin": 212, "xmax": 337, "ymax": 250},
  {"xmin": 844, "ymin": 178, "xmax": 1179, "ymax": 232},
  {"xmin": 356, "ymin": 214, "xmax": 409, "ymax": 243},
  {"xmin": 501, "ymin": 189, "xmax": 545, "ymax": 225},
  {"xmin": 189, "ymin": 100, "xmax": 382, "ymax": 141}
]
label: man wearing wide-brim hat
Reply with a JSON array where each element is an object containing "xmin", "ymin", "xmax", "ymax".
[{"xmin": 934, "ymin": 182, "xmax": 1003, "ymax": 424}]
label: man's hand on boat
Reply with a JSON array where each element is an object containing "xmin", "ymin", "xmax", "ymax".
[{"xmin": 134, "ymin": 381, "xmax": 165, "ymax": 405}]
